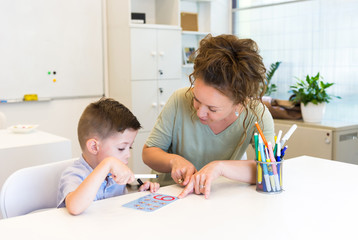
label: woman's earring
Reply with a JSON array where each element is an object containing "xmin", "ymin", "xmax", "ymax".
[{"xmin": 235, "ymin": 111, "xmax": 239, "ymax": 117}]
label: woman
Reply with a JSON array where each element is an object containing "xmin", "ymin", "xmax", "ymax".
[{"xmin": 142, "ymin": 34, "xmax": 275, "ymax": 199}]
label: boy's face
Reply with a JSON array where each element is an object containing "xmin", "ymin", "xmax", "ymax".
[{"xmin": 96, "ymin": 128, "xmax": 138, "ymax": 165}]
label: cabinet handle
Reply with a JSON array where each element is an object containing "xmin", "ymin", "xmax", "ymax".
[
  {"xmin": 160, "ymin": 102, "xmax": 165, "ymax": 107},
  {"xmin": 325, "ymin": 137, "xmax": 331, "ymax": 144},
  {"xmin": 158, "ymin": 69, "xmax": 163, "ymax": 75},
  {"xmin": 152, "ymin": 102, "xmax": 157, "ymax": 108},
  {"xmin": 151, "ymin": 51, "xmax": 157, "ymax": 56},
  {"xmin": 159, "ymin": 51, "xmax": 165, "ymax": 56},
  {"xmin": 159, "ymin": 87, "xmax": 163, "ymax": 94}
]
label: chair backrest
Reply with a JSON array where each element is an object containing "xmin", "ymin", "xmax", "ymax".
[
  {"xmin": 0, "ymin": 112, "xmax": 6, "ymax": 129},
  {"xmin": 0, "ymin": 158, "xmax": 76, "ymax": 218}
]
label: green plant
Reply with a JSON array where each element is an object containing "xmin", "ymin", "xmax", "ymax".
[
  {"xmin": 289, "ymin": 72, "xmax": 341, "ymax": 106},
  {"xmin": 265, "ymin": 61, "xmax": 281, "ymax": 96}
]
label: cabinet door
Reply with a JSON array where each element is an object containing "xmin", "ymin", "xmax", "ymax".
[
  {"xmin": 157, "ymin": 79, "xmax": 190, "ymax": 112},
  {"xmin": 130, "ymin": 131, "xmax": 152, "ymax": 174},
  {"xmin": 157, "ymin": 29, "xmax": 181, "ymax": 80},
  {"xmin": 275, "ymin": 123, "xmax": 333, "ymax": 160},
  {"xmin": 131, "ymin": 28, "xmax": 157, "ymax": 80},
  {"xmin": 131, "ymin": 80, "xmax": 158, "ymax": 132}
]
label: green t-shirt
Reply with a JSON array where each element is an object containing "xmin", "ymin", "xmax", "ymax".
[{"xmin": 145, "ymin": 88, "xmax": 275, "ymax": 185}]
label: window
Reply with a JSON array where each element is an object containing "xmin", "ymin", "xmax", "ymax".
[{"xmin": 232, "ymin": 0, "xmax": 358, "ymax": 121}]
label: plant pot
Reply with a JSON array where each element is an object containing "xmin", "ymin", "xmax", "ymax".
[{"xmin": 300, "ymin": 102, "xmax": 326, "ymax": 123}]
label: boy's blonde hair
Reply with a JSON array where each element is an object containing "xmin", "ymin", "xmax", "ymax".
[{"xmin": 77, "ymin": 98, "xmax": 141, "ymax": 150}]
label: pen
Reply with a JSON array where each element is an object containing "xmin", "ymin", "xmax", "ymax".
[
  {"xmin": 280, "ymin": 124, "xmax": 297, "ymax": 147},
  {"xmin": 134, "ymin": 174, "xmax": 158, "ymax": 179},
  {"xmin": 281, "ymin": 145, "xmax": 288, "ymax": 158},
  {"xmin": 137, "ymin": 178, "xmax": 144, "ymax": 186},
  {"xmin": 255, "ymin": 122, "xmax": 268, "ymax": 147}
]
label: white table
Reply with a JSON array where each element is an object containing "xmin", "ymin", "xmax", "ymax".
[
  {"xmin": 0, "ymin": 129, "xmax": 71, "ymax": 190},
  {"xmin": 0, "ymin": 156, "xmax": 357, "ymax": 240}
]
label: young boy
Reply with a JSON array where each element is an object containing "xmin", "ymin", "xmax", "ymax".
[{"xmin": 57, "ymin": 98, "xmax": 159, "ymax": 215}]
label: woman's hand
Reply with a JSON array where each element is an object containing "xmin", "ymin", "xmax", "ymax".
[
  {"xmin": 178, "ymin": 161, "xmax": 222, "ymax": 199},
  {"xmin": 138, "ymin": 181, "xmax": 160, "ymax": 193},
  {"xmin": 170, "ymin": 156, "xmax": 197, "ymax": 186}
]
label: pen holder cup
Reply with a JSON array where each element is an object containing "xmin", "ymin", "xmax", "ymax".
[{"xmin": 255, "ymin": 160, "xmax": 283, "ymax": 194}]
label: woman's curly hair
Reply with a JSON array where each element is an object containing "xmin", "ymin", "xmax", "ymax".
[{"xmin": 188, "ymin": 34, "xmax": 267, "ymax": 144}]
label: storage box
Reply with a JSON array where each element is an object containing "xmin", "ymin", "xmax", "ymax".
[
  {"xmin": 181, "ymin": 12, "xmax": 198, "ymax": 31},
  {"xmin": 131, "ymin": 12, "xmax": 146, "ymax": 24}
]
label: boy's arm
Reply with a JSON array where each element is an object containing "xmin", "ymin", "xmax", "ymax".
[{"xmin": 65, "ymin": 157, "xmax": 134, "ymax": 215}]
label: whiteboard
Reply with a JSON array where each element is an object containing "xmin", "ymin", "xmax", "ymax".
[{"xmin": 0, "ymin": 0, "xmax": 104, "ymax": 100}]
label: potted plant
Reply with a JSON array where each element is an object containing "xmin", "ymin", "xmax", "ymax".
[
  {"xmin": 289, "ymin": 72, "xmax": 340, "ymax": 123},
  {"xmin": 264, "ymin": 61, "xmax": 281, "ymax": 96}
]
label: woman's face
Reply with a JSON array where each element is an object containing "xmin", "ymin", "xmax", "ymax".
[{"xmin": 192, "ymin": 78, "xmax": 238, "ymax": 125}]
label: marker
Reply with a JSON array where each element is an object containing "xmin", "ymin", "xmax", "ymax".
[
  {"xmin": 268, "ymin": 142, "xmax": 280, "ymax": 191},
  {"xmin": 257, "ymin": 149, "xmax": 262, "ymax": 184},
  {"xmin": 259, "ymin": 136, "xmax": 272, "ymax": 192},
  {"xmin": 264, "ymin": 146, "xmax": 276, "ymax": 191},
  {"xmin": 280, "ymin": 124, "xmax": 297, "ymax": 147},
  {"xmin": 274, "ymin": 130, "xmax": 282, "ymax": 156},
  {"xmin": 254, "ymin": 133, "xmax": 262, "ymax": 184},
  {"xmin": 276, "ymin": 142, "xmax": 282, "ymax": 187},
  {"xmin": 254, "ymin": 133, "xmax": 259, "ymax": 160},
  {"xmin": 134, "ymin": 174, "xmax": 158, "ymax": 179},
  {"xmin": 255, "ymin": 122, "xmax": 268, "ymax": 147},
  {"xmin": 276, "ymin": 130, "xmax": 283, "ymax": 144},
  {"xmin": 276, "ymin": 142, "xmax": 282, "ymax": 162}
]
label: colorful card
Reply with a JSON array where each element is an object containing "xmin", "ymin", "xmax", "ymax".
[{"xmin": 123, "ymin": 193, "xmax": 178, "ymax": 212}]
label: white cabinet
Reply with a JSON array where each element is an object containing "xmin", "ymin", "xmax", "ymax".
[
  {"xmin": 130, "ymin": 25, "xmax": 185, "ymax": 133},
  {"xmin": 131, "ymin": 25, "xmax": 182, "ymax": 81},
  {"xmin": 273, "ymin": 120, "xmax": 358, "ymax": 164}
]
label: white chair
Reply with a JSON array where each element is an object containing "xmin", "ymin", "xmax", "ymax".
[
  {"xmin": 0, "ymin": 112, "xmax": 6, "ymax": 129},
  {"xmin": 0, "ymin": 158, "xmax": 76, "ymax": 218}
]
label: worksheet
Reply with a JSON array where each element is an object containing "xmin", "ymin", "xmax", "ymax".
[{"xmin": 123, "ymin": 193, "xmax": 178, "ymax": 212}]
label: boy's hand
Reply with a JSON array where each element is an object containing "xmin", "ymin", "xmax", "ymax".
[
  {"xmin": 106, "ymin": 157, "xmax": 135, "ymax": 185},
  {"xmin": 138, "ymin": 181, "xmax": 160, "ymax": 193}
]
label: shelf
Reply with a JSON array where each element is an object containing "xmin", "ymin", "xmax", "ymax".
[
  {"xmin": 181, "ymin": 0, "xmax": 213, "ymax": 2},
  {"xmin": 182, "ymin": 30, "xmax": 210, "ymax": 36}
]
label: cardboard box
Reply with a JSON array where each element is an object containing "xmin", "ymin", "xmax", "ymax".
[{"xmin": 181, "ymin": 12, "xmax": 198, "ymax": 31}]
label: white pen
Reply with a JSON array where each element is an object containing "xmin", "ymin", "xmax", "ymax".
[
  {"xmin": 280, "ymin": 124, "xmax": 297, "ymax": 147},
  {"xmin": 134, "ymin": 174, "xmax": 158, "ymax": 179}
]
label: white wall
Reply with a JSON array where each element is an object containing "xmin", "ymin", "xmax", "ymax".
[{"xmin": 0, "ymin": 97, "xmax": 100, "ymax": 158}]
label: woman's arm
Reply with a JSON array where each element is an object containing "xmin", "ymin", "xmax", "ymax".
[
  {"xmin": 218, "ymin": 159, "xmax": 256, "ymax": 183},
  {"xmin": 142, "ymin": 145, "xmax": 175, "ymax": 172},
  {"xmin": 142, "ymin": 144, "xmax": 196, "ymax": 185},
  {"xmin": 178, "ymin": 159, "xmax": 256, "ymax": 199}
]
